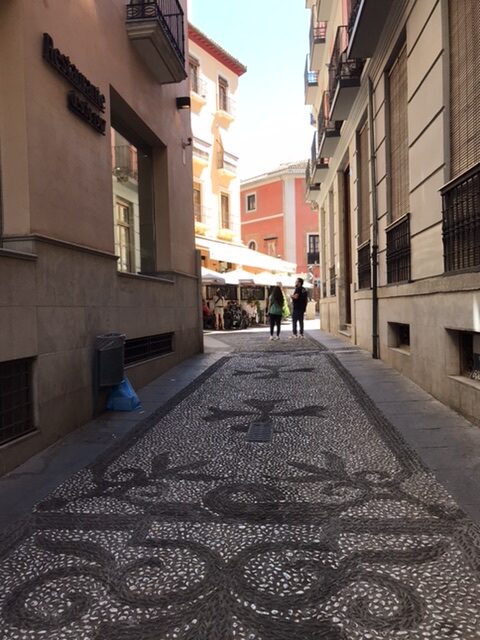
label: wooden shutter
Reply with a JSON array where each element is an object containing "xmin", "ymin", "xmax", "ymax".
[
  {"xmin": 449, "ymin": 0, "xmax": 480, "ymax": 178},
  {"xmin": 358, "ymin": 122, "xmax": 370, "ymax": 244},
  {"xmin": 388, "ymin": 44, "xmax": 409, "ymax": 221}
]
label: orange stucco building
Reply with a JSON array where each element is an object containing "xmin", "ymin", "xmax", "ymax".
[{"xmin": 240, "ymin": 162, "xmax": 320, "ymax": 295}]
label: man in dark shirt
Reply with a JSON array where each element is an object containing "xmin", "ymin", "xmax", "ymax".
[{"xmin": 291, "ymin": 277, "xmax": 308, "ymax": 338}]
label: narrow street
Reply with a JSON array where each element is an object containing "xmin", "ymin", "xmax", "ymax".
[{"xmin": 0, "ymin": 328, "xmax": 479, "ymax": 639}]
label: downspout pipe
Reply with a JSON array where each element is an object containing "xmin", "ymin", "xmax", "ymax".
[{"xmin": 368, "ymin": 76, "xmax": 379, "ymax": 359}]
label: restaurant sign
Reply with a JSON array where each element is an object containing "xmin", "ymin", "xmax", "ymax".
[{"xmin": 42, "ymin": 33, "xmax": 106, "ymax": 135}]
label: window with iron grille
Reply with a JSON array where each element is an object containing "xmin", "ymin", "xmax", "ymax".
[
  {"xmin": 0, "ymin": 358, "xmax": 35, "ymax": 446},
  {"xmin": 442, "ymin": 164, "xmax": 480, "ymax": 272},
  {"xmin": 388, "ymin": 44, "xmax": 409, "ymax": 222},
  {"xmin": 386, "ymin": 214, "xmax": 410, "ymax": 283},
  {"xmin": 218, "ymin": 76, "xmax": 229, "ymax": 112},
  {"xmin": 329, "ymin": 265, "xmax": 336, "ymax": 296},
  {"xmin": 193, "ymin": 183, "xmax": 202, "ymax": 222},
  {"xmin": 124, "ymin": 333, "xmax": 174, "ymax": 365},
  {"xmin": 189, "ymin": 56, "xmax": 200, "ymax": 94},
  {"xmin": 357, "ymin": 241, "xmax": 371, "ymax": 289}
]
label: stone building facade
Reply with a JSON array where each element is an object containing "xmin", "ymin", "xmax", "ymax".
[
  {"xmin": 304, "ymin": 0, "xmax": 480, "ymax": 421},
  {"xmin": 0, "ymin": 0, "xmax": 201, "ymax": 473}
]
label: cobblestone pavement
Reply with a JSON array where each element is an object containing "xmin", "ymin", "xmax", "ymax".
[{"xmin": 1, "ymin": 334, "xmax": 480, "ymax": 639}]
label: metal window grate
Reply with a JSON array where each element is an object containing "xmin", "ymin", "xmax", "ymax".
[
  {"xmin": 329, "ymin": 265, "xmax": 336, "ymax": 296},
  {"xmin": 0, "ymin": 358, "xmax": 34, "ymax": 446},
  {"xmin": 442, "ymin": 163, "xmax": 480, "ymax": 272},
  {"xmin": 386, "ymin": 214, "xmax": 410, "ymax": 283},
  {"xmin": 357, "ymin": 241, "xmax": 371, "ymax": 289},
  {"xmin": 124, "ymin": 333, "xmax": 174, "ymax": 365}
]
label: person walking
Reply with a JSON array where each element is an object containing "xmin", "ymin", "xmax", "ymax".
[
  {"xmin": 291, "ymin": 277, "xmax": 308, "ymax": 338},
  {"xmin": 267, "ymin": 285, "xmax": 284, "ymax": 340},
  {"xmin": 213, "ymin": 289, "xmax": 225, "ymax": 330}
]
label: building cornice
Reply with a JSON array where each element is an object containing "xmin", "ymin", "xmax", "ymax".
[{"xmin": 188, "ymin": 24, "xmax": 247, "ymax": 76}]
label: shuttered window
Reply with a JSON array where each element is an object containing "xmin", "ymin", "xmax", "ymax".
[
  {"xmin": 388, "ymin": 44, "xmax": 409, "ymax": 221},
  {"xmin": 358, "ymin": 122, "xmax": 370, "ymax": 244},
  {"xmin": 449, "ymin": 0, "xmax": 480, "ymax": 178}
]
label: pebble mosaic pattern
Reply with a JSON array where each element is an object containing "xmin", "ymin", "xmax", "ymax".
[{"xmin": 0, "ymin": 335, "xmax": 480, "ymax": 639}]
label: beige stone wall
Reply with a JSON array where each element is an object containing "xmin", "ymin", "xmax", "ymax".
[{"xmin": 0, "ymin": 0, "xmax": 201, "ymax": 473}]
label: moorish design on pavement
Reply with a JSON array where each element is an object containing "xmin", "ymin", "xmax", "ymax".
[{"xmin": 0, "ymin": 337, "xmax": 479, "ymax": 639}]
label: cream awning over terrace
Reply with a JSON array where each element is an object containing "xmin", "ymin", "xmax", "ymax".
[{"xmin": 196, "ymin": 236, "xmax": 296, "ymax": 273}]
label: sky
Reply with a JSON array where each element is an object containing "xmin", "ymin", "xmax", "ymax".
[{"xmin": 189, "ymin": 0, "xmax": 314, "ymax": 180}]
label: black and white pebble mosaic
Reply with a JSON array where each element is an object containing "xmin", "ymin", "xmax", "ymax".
[{"xmin": 0, "ymin": 336, "xmax": 480, "ymax": 639}]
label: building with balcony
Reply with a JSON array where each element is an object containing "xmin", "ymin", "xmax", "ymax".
[
  {"xmin": 304, "ymin": 0, "xmax": 480, "ymax": 422},
  {"xmin": 0, "ymin": 0, "xmax": 200, "ymax": 474},
  {"xmin": 241, "ymin": 162, "xmax": 320, "ymax": 297}
]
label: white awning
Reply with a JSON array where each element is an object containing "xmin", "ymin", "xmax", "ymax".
[
  {"xmin": 196, "ymin": 236, "xmax": 296, "ymax": 273},
  {"xmin": 201, "ymin": 267, "xmax": 225, "ymax": 285},
  {"xmin": 223, "ymin": 268, "xmax": 256, "ymax": 285}
]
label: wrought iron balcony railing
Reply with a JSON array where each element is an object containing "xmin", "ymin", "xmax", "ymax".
[
  {"xmin": 347, "ymin": 0, "xmax": 362, "ymax": 36},
  {"xmin": 126, "ymin": 0, "xmax": 185, "ymax": 66},
  {"xmin": 305, "ymin": 160, "xmax": 321, "ymax": 194},
  {"xmin": 310, "ymin": 16, "xmax": 327, "ymax": 54},
  {"xmin": 304, "ymin": 55, "xmax": 319, "ymax": 89},
  {"xmin": 442, "ymin": 162, "xmax": 480, "ymax": 273},
  {"xmin": 328, "ymin": 25, "xmax": 364, "ymax": 101},
  {"xmin": 357, "ymin": 241, "xmax": 371, "ymax": 289},
  {"xmin": 318, "ymin": 91, "xmax": 341, "ymax": 141},
  {"xmin": 386, "ymin": 214, "xmax": 411, "ymax": 284}
]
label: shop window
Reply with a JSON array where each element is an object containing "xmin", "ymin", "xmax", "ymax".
[
  {"xmin": 0, "ymin": 358, "xmax": 35, "ymax": 446},
  {"xmin": 388, "ymin": 322, "xmax": 410, "ymax": 352}
]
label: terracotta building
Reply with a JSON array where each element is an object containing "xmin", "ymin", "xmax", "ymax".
[
  {"xmin": 0, "ymin": 0, "xmax": 200, "ymax": 474},
  {"xmin": 240, "ymin": 162, "xmax": 320, "ymax": 295},
  {"xmin": 304, "ymin": 0, "xmax": 480, "ymax": 422}
]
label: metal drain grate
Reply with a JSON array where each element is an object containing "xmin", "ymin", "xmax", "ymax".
[{"xmin": 246, "ymin": 420, "xmax": 273, "ymax": 443}]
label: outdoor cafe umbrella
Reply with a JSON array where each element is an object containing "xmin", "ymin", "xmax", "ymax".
[{"xmin": 201, "ymin": 267, "xmax": 226, "ymax": 285}]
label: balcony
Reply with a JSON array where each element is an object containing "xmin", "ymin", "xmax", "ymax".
[
  {"xmin": 126, "ymin": 0, "xmax": 187, "ymax": 85},
  {"xmin": 310, "ymin": 132, "xmax": 329, "ymax": 183},
  {"xmin": 217, "ymin": 150, "xmax": 237, "ymax": 183},
  {"xmin": 316, "ymin": 0, "xmax": 334, "ymax": 21},
  {"xmin": 328, "ymin": 25, "xmax": 364, "ymax": 121},
  {"xmin": 305, "ymin": 160, "xmax": 321, "ymax": 202},
  {"xmin": 190, "ymin": 75, "xmax": 207, "ymax": 110},
  {"xmin": 318, "ymin": 92, "xmax": 341, "ymax": 157},
  {"xmin": 310, "ymin": 17, "xmax": 327, "ymax": 70},
  {"xmin": 307, "ymin": 251, "xmax": 320, "ymax": 265},
  {"xmin": 216, "ymin": 94, "xmax": 235, "ymax": 127},
  {"xmin": 112, "ymin": 145, "xmax": 138, "ymax": 183},
  {"xmin": 348, "ymin": 0, "xmax": 394, "ymax": 59},
  {"xmin": 441, "ymin": 162, "xmax": 480, "ymax": 273},
  {"xmin": 304, "ymin": 55, "xmax": 319, "ymax": 105}
]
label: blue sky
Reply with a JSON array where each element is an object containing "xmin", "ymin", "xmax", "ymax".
[{"xmin": 189, "ymin": 0, "xmax": 313, "ymax": 180}]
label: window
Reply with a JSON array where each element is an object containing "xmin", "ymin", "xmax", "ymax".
[
  {"xmin": 357, "ymin": 241, "xmax": 371, "ymax": 289},
  {"xmin": 307, "ymin": 233, "xmax": 319, "ymax": 264},
  {"xmin": 246, "ymin": 193, "xmax": 256, "ymax": 212},
  {"xmin": 386, "ymin": 214, "xmax": 411, "ymax": 283},
  {"xmin": 248, "ymin": 240, "xmax": 257, "ymax": 251},
  {"xmin": 218, "ymin": 76, "xmax": 229, "ymax": 112},
  {"xmin": 0, "ymin": 358, "xmax": 34, "ymax": 446},
  {"xmin": 111, "ymin": 126, "xmax": 154, "ymax": 274},
  {"xmin": 220, "ymin": 193, "xmax": 230, "ymax": 229},
  {"xmin": 265, "ymin": 237, "xmax": 277, "ymax": 256},
  {"xmin": 357, "ymin": 121, "xmax": 370, "ymax": 245},
  {"xmin": 189, "ymin": 56, "xmax": 200, "ymax": 94},
  {"xmin": 388, "ymin": 44, "xmax": 409, "ymax": 222},
  {"xmin": 115, "ymin": 199, "xmax": 134, "ymax": 273},
  {"xmin": 388, "ymin": 322, "xmax": 410, "ymax": 352},
  {"xmin": 193, "ymin": 183, "xmax": 202, "ymax": 222}
]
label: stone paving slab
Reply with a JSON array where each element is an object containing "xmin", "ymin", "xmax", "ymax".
[{"xmin": 0, "ymin": 333, "xmax": 479, "ymax": 639}]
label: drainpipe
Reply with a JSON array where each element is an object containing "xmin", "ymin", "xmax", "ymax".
[{"xmin": 368, "ymin": 76, "xmax": 379, "ymax": 359}]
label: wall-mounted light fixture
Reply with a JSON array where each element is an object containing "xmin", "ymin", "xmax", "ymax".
[{"xmin": 176, "ymin": 96, "xmax": 191, "ymax": 110}]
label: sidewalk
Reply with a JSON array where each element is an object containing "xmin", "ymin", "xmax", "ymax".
[{"xmin": 1, "ymin": 320, "xmax": 479, "ymax": 532}]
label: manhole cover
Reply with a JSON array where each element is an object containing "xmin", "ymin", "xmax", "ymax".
[{"xmin": 246, "ymin": 420, "xmax": 273, "ymax": 443}]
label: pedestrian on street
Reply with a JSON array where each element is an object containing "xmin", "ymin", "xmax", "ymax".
[
  {"xmin": 267, "ymin": 285, "xmax": 284, "ymax": 340},
  {"xmin": 291, "ymin": 277, "xmax": 308, "ymax": 338},
  {"xmin": 213, "ymin": 288, "xmax": 225, "ymax": 330}
]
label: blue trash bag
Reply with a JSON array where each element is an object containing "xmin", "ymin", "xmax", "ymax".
[{"xmin": 106, "ymin": 377, "xmax": 142, "ymax": 412}]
